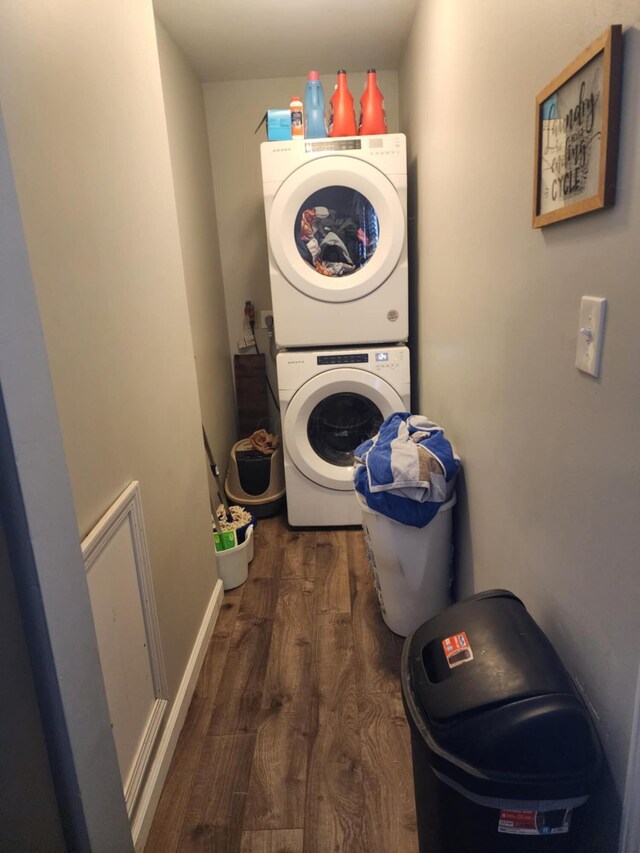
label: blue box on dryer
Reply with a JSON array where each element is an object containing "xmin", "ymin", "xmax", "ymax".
[{"xmin": 255, "ymin": 109, "xmax": 292, "ymax": 141}]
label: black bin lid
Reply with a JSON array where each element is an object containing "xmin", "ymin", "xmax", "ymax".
[{"xmin": 404, "ymin": 590, "xmax": 602, "ymax": 799}]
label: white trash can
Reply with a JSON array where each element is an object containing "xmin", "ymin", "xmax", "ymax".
[
  {"xmin": 215, "ymin": 524, "xmax": 254, "ymax": 591},
  {"xmin": 359, "ymin": 494, "xmax": 456, "ymax": 637}
]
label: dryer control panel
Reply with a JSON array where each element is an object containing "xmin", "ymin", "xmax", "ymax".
[
  {"xmin": 305, "ymin": 139, "xmax": 362, "ymax": 153},
  {"xmin": 261, "ymin": 133, "xmax": 406, "ymax": 183}
]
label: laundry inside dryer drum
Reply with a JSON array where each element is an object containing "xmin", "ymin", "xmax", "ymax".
[
  {"xmin": 295, "ymin": 186, "xmax": 379, "ymax": 278},
  {"xmin": 307, "ymin": 393, "xmax": 383, "ymax": 465}
]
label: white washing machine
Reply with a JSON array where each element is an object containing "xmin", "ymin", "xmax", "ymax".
[
  {"xmin": 278, "ymin": 344, "xmax": 410, "ymax": 527},
  {"xmin": 261, "ymin": 134, "xmax": 408, "ymax": 349}
]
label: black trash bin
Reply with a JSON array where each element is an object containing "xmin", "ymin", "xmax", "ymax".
[{"xmin": 401, "ymin": 589, "xmax": 602, "ymax": 852}]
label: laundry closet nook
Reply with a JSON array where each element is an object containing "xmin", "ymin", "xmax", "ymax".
[{"xmin": 1, "ymin": 2, "xmax": 639, "ymax": 852}]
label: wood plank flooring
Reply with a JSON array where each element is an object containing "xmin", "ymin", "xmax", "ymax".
[{"xmin": 145, "ymin": 515, "xmax": 417, "ymax": 853}]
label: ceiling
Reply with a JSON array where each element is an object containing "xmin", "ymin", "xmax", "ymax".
[{"xmin": 153, "ymin": 0, "xmax": 420, "ymax": 82}]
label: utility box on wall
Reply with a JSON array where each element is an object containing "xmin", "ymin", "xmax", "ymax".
[{"xmin": 233, "ymin": 354, "xmax": 268, "ymax": 438}]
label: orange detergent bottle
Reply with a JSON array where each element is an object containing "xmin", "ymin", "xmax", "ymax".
[
  {"xmin": 290, "ymin": 96, "xmax": 304, "ymax": 137},
  {"xmin": 328, "ymin": 70, "xmax": 357, "ymax": 137},
  {"xmin": 359, "ymin": 68, "xmax": 388, "ymax": 135}
]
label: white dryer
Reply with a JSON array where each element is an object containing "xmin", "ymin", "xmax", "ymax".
[
  {"xmin": 261, "ymin": 134, "xmax": 408, "ymax": 348},
  {"xmin": 278, "ymin": 345, "xmax": 410, "ymax": 527}
]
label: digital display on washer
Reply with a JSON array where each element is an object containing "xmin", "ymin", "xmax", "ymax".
[
  {"xmin": 317, "ymin": 353, "xmax": 369, "ymax": 365},
  {"xmin": 305, "ymin": 140, "xmax": 362, "ymax": 153},
  {"xmin": 375, "ymin": 352, "xmax": 389, "ymax": 362}
]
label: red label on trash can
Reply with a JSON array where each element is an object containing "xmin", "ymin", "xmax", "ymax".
[
  {"xmin": 498, "ymin": 808, "xmax": 572, "ymax": 835},
  {"xmin": 442, "ymin": 632, "xmax": 473, "ymax": 668}
]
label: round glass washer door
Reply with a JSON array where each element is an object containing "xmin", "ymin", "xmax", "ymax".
[
  {"xmin": 283, "ymin": 368, "xmax": 405, "ymax": 490},
  {"xmin": 307, "ymin": 392, "xmax": 383, "ymax": 467},
  {"xmin": 269, "ymin": 156, "xmax": 405, "ymax": 304}
]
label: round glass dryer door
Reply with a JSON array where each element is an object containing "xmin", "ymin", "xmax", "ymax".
[
  {"xmin": 283, "ymin": 368, "xmax": 405, "ymax": 490},
  {"xmin": 295, "ymin": 187, "xmax": 378, "ymax": 279},
  {"xmin": 268, "ymin": 156, "xmax": 405, "ymax": 304}
]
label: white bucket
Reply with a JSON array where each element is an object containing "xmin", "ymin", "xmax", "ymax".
[
  {"xmin": 215, "ymin": 524, "xmax": 254, "ymax": 591},
  {"xmin": 360, "ymin": 494, "xmax": 456, "ymax": 637}
]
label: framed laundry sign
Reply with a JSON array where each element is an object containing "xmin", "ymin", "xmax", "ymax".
[{"xmin": 532, "ymin": 25, "xmax": 622, "ymax": 228}]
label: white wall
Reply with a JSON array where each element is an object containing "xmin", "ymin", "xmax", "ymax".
[
  {"xmin": 203, "ymin": 71, "xmax": 399, "ymax": 431},
  {"xmin": 155, "ymin": 19, "xmax": 236, "ymax": 476},
  {"xmin": 0, "ymin": 0, "xmax": 218, "ymax": 729},
  {"xmin": 400, "ymin": 0, "xmax": 640, "ymax": 811}
]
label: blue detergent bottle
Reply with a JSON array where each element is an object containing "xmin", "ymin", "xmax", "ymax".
[{"xmin": 304, "ymin": 71, "xmax": 326, "ymax": 138}]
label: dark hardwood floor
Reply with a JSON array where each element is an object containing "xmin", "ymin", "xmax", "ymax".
[{"xmin": 145, "ymin": 514, "xmax": 418, "ymax": 853}]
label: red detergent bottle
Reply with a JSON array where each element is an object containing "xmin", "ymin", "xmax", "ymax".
[
  {"xmin": 359, "ymin": 68, "xmax": 388, "ymax": 135},
  {"xmin": 328, "ymin": 70, "xmax": 357, "ymax": 137}
]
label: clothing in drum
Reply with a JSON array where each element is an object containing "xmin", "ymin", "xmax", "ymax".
[
  {"xmin": 295, "ymin": 186, "xmax": 379, "ymax": 278},
  {"xmin": 307, "ymin": 392, "xmax": 383, "ymax": 466}
]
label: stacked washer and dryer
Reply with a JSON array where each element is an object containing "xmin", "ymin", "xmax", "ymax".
[{"xmin": 260, "ymin": 134, "xmax": 410, "ymax": 526}]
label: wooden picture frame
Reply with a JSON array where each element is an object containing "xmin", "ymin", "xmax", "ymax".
[{"xmin": 533, "ymin": 25, "xmax": 622, "ymax": 228}]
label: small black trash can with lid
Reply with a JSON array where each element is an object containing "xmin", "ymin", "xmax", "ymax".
[{"xmin": 401, "ymin": 589, "xmax": 602, "ymax": 852}]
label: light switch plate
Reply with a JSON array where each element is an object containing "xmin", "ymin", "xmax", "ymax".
[{"xmin": 575, "ymin": 296, "xmax": 607, "ymax": 377}]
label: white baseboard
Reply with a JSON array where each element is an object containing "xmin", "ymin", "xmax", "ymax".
[
  {"xmin": 619, "ymin": 662, "xmax": 640, "ymax": 853},
  {"xmin": 130, "ymin": 577, "xmax": 224, "ymax": 851}
]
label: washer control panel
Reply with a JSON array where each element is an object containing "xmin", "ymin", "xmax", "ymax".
[
  {"xmin": 373, "ymin": 348, "xmax": 404, "ymax": 372},
  {"xmin": 278, "ymin": 345, "xmax": 409, "ymax": 388},
  {"xmin": 317, "ymin": 353, "xmax": 368, "ymax": 365},
  {"xmin": 314, "ymin": 349, "xmax": 405, "ymax": 369}
]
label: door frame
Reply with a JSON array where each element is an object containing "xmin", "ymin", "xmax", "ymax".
[
  {"xmin": 0, "ymin": 110, "xmax": 133, "ymax": 851},
  {"xmin": 619, "ymin": 664, "xmax": 640, "ymax": 852}
]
